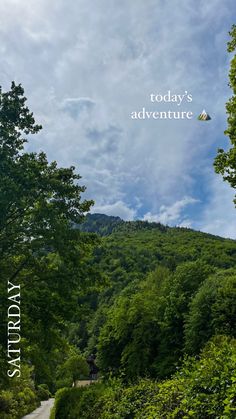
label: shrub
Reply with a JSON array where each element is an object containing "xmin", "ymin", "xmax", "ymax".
[
  {"xmin": 52, "ymin": 387, "xmax": 86, "ymax": 419},
  {"xmin": 139, "ymin": 335, "xmax": 236, "ymax": 418},
  {"xmin": 0, "ymin": 390, "xmax": 17, "ymax": 417},
  {"xmin": 0, "ymin": 364, "xmax": 39, "ymax": 419},
  {"xmin": 52, "ymin": 336, "xmax": 236, "ymax": 418},
  {"xmin": 37, "ymin": 384, "xmax": 51, "ymax": 401}
]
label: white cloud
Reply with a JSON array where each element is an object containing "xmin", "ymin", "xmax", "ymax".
[
  {"xmin": 196, "ymin": 175, "xmax": 236, "ymax": 239},
  {"xmin": 92, "ymin": 201, "xmax": 136, "ymax": 221},
  {"xmin": 177, "ymin": 219, "xmax": 193, "ymax": 229},
  {"xmin": 143, "ymin": 197, "xmax": 198, "ymax": 225},
  {"xmin": 0, "ymin": 0, "xmax": 235, "ymax": 237}
]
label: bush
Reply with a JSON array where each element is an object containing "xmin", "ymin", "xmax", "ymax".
[
  {"xmin": 0, "ymin": 364, "xmax": 39, "ymax": 419},
  {"xmin": 51, "ymin": 336, "xmax": 236, "ymax": 418},
  {"xmin": 0, "ymin": 390, "xmax": 17, "ymax": 417},
  {"xmin": 52, "ymin": 384, "xmax": 107, "ymax": 419},
  {"xmin": 139, "ymin": 335, "xmax": 236, "ymax": 418},
  {"xmin": 37, "ymin": 384, "xmax": 51, "ymax": 401},
  {"xmin": 52, "ymin": 387, "xmax": 86, "ymax": 419},
  {"xmin": 98, "ymin": 379, "xmax": 160, "ymax": 419}
]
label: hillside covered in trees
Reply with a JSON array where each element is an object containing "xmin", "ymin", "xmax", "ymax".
[
  {"xmin": 1, "ymin": 22, "xmax": 236, "ymax": 418},
  {"xmin": 51, "ymin": 213, "xmax": 236, "ymax": 418}
]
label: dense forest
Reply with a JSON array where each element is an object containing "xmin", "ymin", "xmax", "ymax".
[{"xmin": 1, "ymin": 24, "xmax": 236, "ymax": 419}]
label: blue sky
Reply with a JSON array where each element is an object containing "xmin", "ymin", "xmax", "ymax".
[{"xmin": 0, "ymin": 0, "xmax": 236, "ymax": 238}]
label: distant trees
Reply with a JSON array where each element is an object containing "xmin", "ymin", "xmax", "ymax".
[
  {"xmin": 97, "ymin": 262, "xmax": 215, "ymax": 379},
  {"xmin": 214, "ymin": 25, "xmax": 236, "ymax": 202}
]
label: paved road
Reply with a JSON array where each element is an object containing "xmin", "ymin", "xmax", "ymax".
[{"xmin": 22, "ymin": 398, "xmax": 54, "ymax": 419}]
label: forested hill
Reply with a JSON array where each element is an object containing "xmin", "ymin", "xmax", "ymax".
[
  {"xmin": 80, "ymin": 213, "xmax": 236, "ymax": 273},
  {"xmin": 70, "ymin": 212, "xmax": 236, "ymax": 418},
  {"xmin": 80, "ymin": 212, "xmax": 228, "ymax": 238},
  {"xmin": 80, "ymin": 213, "xmax": 168, "ymax": 235},
  {"xmin": 79, "ymin": 213, "xmax": 124, "ymax": 235}
]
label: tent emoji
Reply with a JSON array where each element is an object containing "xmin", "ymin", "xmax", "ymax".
[{"xmin": 198, "ymin": 109, "xmax": 211, "ymax": 121}]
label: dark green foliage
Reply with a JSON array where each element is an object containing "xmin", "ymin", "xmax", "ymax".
[
  {"xmin": 80, "ymin": 213, "xmax": 167, "ymax": 236},
  {"xmin": 97, "ymin": 267, "xmax": 170, "ymax": 378},
  {"xmin": 79, "ymin": 219, "xmax": 236, "ymax": 354},
  {"xmin": 74, "ymin": 215, "xmax": 236, "ymax": 385},
  {"xmin": 52, "ymin": 336, "xmax": 236, "ymax": 418},
  {"xmin": 0, "ymin": 83, "xmax": 100, "ymax": 413},
  {"xmin": 52, "ymin": 336, "xmax": 236, "ymax": 419},
  {"xmin": 80, "ymin": 213, "xmax": 124, "ymax": 236},
  {"xmin": 56, "ymin": 355, "xmax": 89, "ymax": 389},
  {"xmin": 152, "ymin": 261, "xmax": 213, "ymax": 377},
  {"xmin": 36, "ymin": 384, "xmax": 51, "ymax": 401},
  {"xmin": 51, "ymin": 384, "xmax": 106, "ymax": 419},
  {"xmin": 0, "ymin": 365, "xmax": 39, "ymax": 419},
  {"xmin": 96, "ymin": 262, "xmax": 214, "ymax": 379},
  {"xmin": 214, "ymin": 25, "xmax": 236, "ymax": 202},
  {"xmin": 185, "ymin": 269, "xmax": 236, "ymax": 354},
  {"xmin": 91, "ymin": 220, "xmax": 236, "ymax": 288}
]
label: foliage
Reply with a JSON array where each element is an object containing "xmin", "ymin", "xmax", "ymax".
[
  {"xmin": 90, "ymin": 221, "xmax": 236, "ymax": 295},
  {"xmin": 52, "ymin": 336, "xmax": 236, "ymax": 418},
  {"xmin": 97, "ymin": 262, "xmax": 214, "ymax": 379},
  {"xmin": 0, "ymin": 82, "xmax": 100, "ymax": 414},
  {"xmin": 0, "ymin": 364, "xmax": 39, "ymax": 419},
  {"xmin": 56, "ymin": 354, "xmax": 89, "ymax": 389},
  {"xmin": 50, "ymin": 384, "xmax": 106, "ymax": 419},
  {"xmin": 214, "ymin": 25, "xmax": 236, "ymax": 203},
  {"xmin": 97, "ymin": 267, "xmax": 169, "ymax": 378},
  {"xmin": 80, "ymin": 213, "xmax": 167, "ymax": 236},
  {"xmin": 80, "ymin": 213, "xmax": 124, "ymax": 236},
  {"xmin": 36, "ymin": 384, "xmax": 51, "ymax": 401},
  {"xmin": 185, "ymin": 268, "xmax": 236, "ymax": 354}
]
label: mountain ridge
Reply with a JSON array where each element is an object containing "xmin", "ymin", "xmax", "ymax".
[{"xmin": 80, "ymin": 213, "xmax": 234, "ymax": 241}]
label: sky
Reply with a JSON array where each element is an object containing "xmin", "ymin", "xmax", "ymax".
[{"xmin": 0, "ymin": 0, "xmax": 236, "ymax": 238}]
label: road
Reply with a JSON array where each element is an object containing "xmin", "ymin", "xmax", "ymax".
[{"xmin": 22, "ymin": 398, "xmax": 54, "ymax": 419}]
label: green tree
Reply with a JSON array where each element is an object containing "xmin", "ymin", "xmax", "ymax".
[
  {"xmin": 0, "ymin": 82, "xmax": 93, "ymax": 259},
  {"xmin": 97, "ymin": 267, "xmax": 170, "ymax": 379},
  {"xmin": 0, "ymin": 82, "xmax": 99, "ymax": 390},
  {"xmin": 56, "ymin": 355, "xmax": 89, "ymax": 388},
  {"xmin": 184, "ymin": 268, "xmax": 236, "ymax": 354},
  {"xmin": 214, "ymin": 25, "xmax": 236, "ymax": 201}
]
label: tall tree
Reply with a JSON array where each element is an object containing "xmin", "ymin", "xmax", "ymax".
[
  {"xmin": 0, "ymin": 82, "xmax": 99, "ymax": 388},
  {"xmin": 214, "ymin": 25, "xmax": 236, "ymax": 202}
]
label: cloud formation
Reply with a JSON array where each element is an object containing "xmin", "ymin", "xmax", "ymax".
[
  {"xmin": 143, "ymin": 197, "xmax": 199, "ymax": 226},
  {"xmin": 0, "ymin": 0, "xmax": 235, "ymax": 237},
  {"xmin": 92, "ymin": 201, "xmax": 136, "ymax": 221}
]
